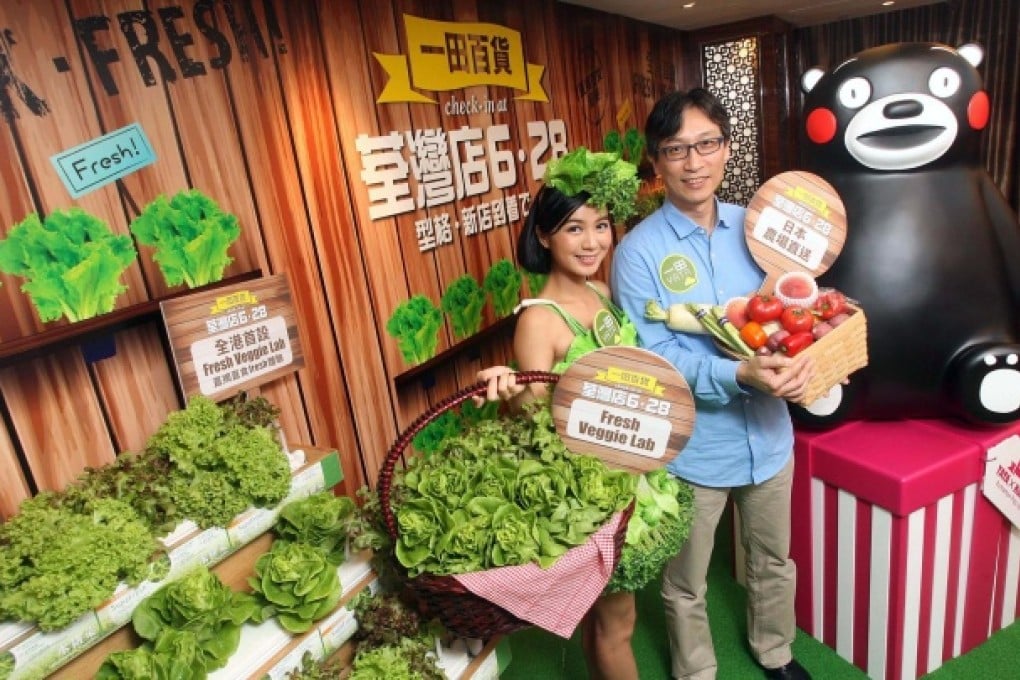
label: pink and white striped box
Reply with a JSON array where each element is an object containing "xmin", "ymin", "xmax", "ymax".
[{"xmin": 788, "ymin": 418, "xmax": 1020, "ymax": 680}]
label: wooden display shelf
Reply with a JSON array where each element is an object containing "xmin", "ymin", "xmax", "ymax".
[
  {"xmin": 4, "ymin": 446, "xmax": 340, "ymax": 680},
  {"xmin": 0, "ymin": 270, "xmax": 261, "ymax": 366}
]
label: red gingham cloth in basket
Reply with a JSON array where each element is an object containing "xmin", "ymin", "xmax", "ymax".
[{"xmin": 452, "ymin": 509, "xmax": 626, "ymax": 638}]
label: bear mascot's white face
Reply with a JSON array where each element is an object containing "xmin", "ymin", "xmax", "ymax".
[{"xmin": 793, "ymin": 42, "xmax": 1020, "ymax": 428}]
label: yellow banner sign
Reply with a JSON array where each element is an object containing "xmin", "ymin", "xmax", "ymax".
[
  {"xmin": 375, "ymin": 14, "xmax": 548, "ymax": 104},
  {"xmin": 595, "ymin": 366, "xmax": 666, "ymax": 396},
  {"xmin": 209, "ymin": 290, "xmax": 259, "ymax": 314},
  {"xmin": 784, "ymin": 185, "xmax": 831, "ymax": 220}
]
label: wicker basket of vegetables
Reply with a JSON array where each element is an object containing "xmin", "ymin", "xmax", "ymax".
[
  {"xmin": 377, "ymin": 372, "xmax": 636, "ymax": 640},
  {"xmin": 646, "ymin": 284, "xmax": 868, "ymax": 406}
]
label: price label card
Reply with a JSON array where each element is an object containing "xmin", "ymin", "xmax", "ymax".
[
  {"xmin": 982, "ymin": 434, "xmax": 1020, "ymax": 529},
  {"xmin": 552, "ymin": 346, "xmax": 694, "ymax": 473}
]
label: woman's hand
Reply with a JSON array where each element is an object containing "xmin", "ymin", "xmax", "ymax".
[
  {"xmin": 736, "ymin": 353, "xmax": 814, "ymax": 402},
  {"xmin": 472, "ymin": 366, "xmax": 527, "ymax": 407}
]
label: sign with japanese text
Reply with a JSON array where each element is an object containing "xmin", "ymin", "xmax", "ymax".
[
  {"xmin": 160, "ymin": 273, "xmax": 304, "ymax": 401},
  {"xmin": 374, "ymin": 14, "xmax": 548, "ymax": 104},
  {"xmin": 552, "ymin": 346, "xmax": 694, "ymax": 474},
  {"xmin": 983, "ymin": 434, "xmax": 1020, "ymax": 528},
  {"xmin": 744, "ymin": 170, "xmax": 848, "ymax": 292}
]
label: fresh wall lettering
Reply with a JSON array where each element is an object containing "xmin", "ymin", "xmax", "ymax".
[{"xmin": 1, "ymin": 0, "xmax": 286, "ymax": 118}]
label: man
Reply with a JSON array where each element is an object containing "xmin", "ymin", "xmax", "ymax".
[{"xmin": 611, "ymin": 88, "xmax": 814, "ymax": 680}]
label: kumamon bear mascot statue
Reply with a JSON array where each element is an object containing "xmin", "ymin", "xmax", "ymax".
[{"xmin": 793, "ymin": 42, "xmax": 1020, "ymax": 428}]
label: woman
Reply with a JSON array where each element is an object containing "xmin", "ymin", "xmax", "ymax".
[{"xmin": 477, "ymin": 147, "xmax": 641, "ymax": 680}]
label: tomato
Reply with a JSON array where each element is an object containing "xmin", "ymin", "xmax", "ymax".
[
  {"xmin": 779, "ymin": 330, "xmax": 814, "ymax": 357},
  {"xmin": 746, "ymin": 294, "xmax": 783, "ymax": 323},
  {"xmin": 780, "ymin": 306, "xmax": 815, "ymax": 334},
  {"xmin": 813, "ymin": 290, "xmax": 848, "ymax": 320},
  {"xmin": 739, "ymin": 320, "xmax": 768, "ymax": 350}
]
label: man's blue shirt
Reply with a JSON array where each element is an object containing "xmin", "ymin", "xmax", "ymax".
[{"xmin": 611, "ymin": 198, "xmax": 794, "ymax": 487}]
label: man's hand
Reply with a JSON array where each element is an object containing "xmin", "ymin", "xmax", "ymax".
[{"xmin": 736, "ymin": 353, "xmax": 814, "ymax": 402}]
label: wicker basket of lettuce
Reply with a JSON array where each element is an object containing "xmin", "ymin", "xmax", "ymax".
[{"xmin": 377, "ymin": 372, "xmax": 637, "ymax": 639}]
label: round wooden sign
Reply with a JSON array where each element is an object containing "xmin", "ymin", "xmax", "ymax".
[
  {"xmin": 744, "ymin": 170, "xmax": 848, "ymax": 293},
  {"xmin": 552, "ymin": 346, "xmax": 694, "ymax": 474}
]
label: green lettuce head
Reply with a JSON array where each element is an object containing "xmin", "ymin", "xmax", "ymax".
[{"xmin": 543, "ymin": 147, "xmax": 640, "ymax": 224}]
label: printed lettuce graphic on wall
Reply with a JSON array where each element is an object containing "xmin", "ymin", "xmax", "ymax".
[
  {"xmin": 386, "ymin": 294, "xmax": 443, "ymax": 365},
  {"xmin": 483, "ymin": 258, "xmax": 522, "ymax": 318},
  {"xmin": 525, "ymin": 270, "xmax": 547, "ymax": 297},
  {"xmin": 440, "ymin": 274, "xmax": 486, "ymax": 339},
  {"xmin": 130, "ymin": 188, "xmax": 241, "ymax": 288},
  {"xmin": 0, "ymin": 208, "xmax": 137, "ymax": 323}
]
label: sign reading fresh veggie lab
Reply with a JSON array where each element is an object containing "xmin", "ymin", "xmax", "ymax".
[
  {"xmin": 552, "ymin": 346, "xmax": 694, "ymax": 474},
  {"xmin": 160, "ymin": 273, "xmax": 304, "ymax": 401},
  {"xmin": 49, "ymin": 123, "xmax": 156, "ymax": 199}
]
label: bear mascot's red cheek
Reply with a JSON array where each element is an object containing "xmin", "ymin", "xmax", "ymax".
[
  {"xmin": 968, "ymin": 90, "xmax": 989, "ymax": 129},
  {"xmin": 806, "ymin": 108, "xmax": 838, "ymax": 144}
]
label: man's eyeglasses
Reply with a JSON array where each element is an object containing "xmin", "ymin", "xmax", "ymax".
[{"xmin": 657, "ymin": 136, "xmax": 726, "ymax": 161}]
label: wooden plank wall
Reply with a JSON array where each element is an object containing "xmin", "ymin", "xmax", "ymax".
[{"xmin": 0, "ymin": 0, "xmax": 688, "ymax": 518}]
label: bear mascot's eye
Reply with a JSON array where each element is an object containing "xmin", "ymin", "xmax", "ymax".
[
  {"xmin": 928, "ymin": 67, "xmax": 961, "ymax": 97},
  {"xmin": 838, "ymin": 77, "xmax": 871, "ymax": 108}
]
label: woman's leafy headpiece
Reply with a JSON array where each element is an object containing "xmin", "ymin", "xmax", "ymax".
[{"xmin": 543, "ymin": 147, "xmax": 640, "ymax": 224}]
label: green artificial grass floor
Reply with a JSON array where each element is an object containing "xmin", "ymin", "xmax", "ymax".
[{"xmin": 499, "ymin": 505, "xmax": 1019, "ymax": 679}]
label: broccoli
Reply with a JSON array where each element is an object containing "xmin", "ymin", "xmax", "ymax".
[
  {"xmin": 386, "ymin": 294, "xmax": 443, "ymax": 365},
  {"xmin": 440, "ymin": 274, "xmax": 486, "ymax": 339},
  {"xmin": 483, "ymin": 258, "xmax": 523, "ymax": 318},
  {"xmin": 605, "ymin": 469, "xmax": 694, "ymax": 593}
]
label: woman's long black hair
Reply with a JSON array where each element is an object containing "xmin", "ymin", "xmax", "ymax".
[{"xmin": 517, "ymin": 185, "xmax": 591, "ymax": 274}]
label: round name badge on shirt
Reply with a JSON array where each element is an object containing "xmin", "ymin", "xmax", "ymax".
[
  {"xmin": 552, "ymin": 346, "xmax": 694, "ymax": 474},
  {"xmin": 592, "ymin": 308, "xmax": 623, "ymax": 347}
]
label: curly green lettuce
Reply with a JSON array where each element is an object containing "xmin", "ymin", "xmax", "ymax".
[
  {"xmin": 146, "ymin": 396, "xmax": 291, "ymax": 529},
  {"xmin": 274, "ymin": 492, "xmax": 357, "ymax": 565},
  {"xmin": 349, "ymin": 637, "xmax": 444, "ymax": 680},
  {"xmin": 390, "ymin": 401, "xmax": 635, "ymax": 577},
  {"xmin": 249, "ymin": 541, "xmax": 342, "ymax": 634},
  {"xmin": 130, "ymin": 188, "xmax": 241, "ymax": 288},
  {"xmin": 606, "ymin": 469, "xmax": 694, "ymax": 593},
  {"xmin": 132, "ymin": 567, "xmax": 257, "ymax": 672},
  {"xmin": 0, "ymin": 208, "xmax": 137, "ymax": 322},
  {"xmin": 0, "ymin": 496, "xmax": 164, "ymax": 631}
]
